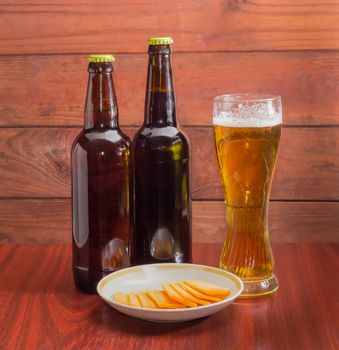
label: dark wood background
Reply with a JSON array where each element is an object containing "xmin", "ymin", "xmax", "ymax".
[{"xmin": 0, "ymin": 0, "xmax": 338, "ymax": 243}]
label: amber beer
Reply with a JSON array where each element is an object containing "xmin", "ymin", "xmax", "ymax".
[
  {"xmin": 71, "ymin": 55, "xmax": 133, "ymax": 293},
  {"xmin": 213, "ymin": 94, "xmax": 282, "ymax": 296},
  {"xmin": 131, "ymin": 38, "xmax": 192, "ymax": 264}
]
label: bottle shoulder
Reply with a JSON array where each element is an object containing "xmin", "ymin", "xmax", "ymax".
[
  {"xmin": 72, "ymin": 128, "xmax": 131, "ymax": 153},
  {"xmin": 73, "ymin": 128, "xmax": 130, "ymax": 145},
  {"xmin": 132, "ymin": 126, "xmax": 190, "ymax": 161},
  {"xmin": 133, "ymin": 125, "xmax": 189, "ymax": 146}
]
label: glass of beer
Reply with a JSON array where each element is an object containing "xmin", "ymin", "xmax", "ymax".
[{"xmin": 213, "ymin": 94, "xmax": 282, "ymax": 297}]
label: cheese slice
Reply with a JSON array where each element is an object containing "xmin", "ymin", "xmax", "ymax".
[
  {"xmin": 178, "ymin": 282, "xmax": 224, "ymax": 302},
  {"xmin": 136, "ymin": 292, "xmax": 157, "ymax": 308},
  {"xmin": 147, "ymin": 289, "xmax": 186, "ymax": 309},
  {"xmin": 129, "ymin": 292, "xmax": 142, "ymax": 307},
  {"xmin": 114, "ymin": 292, "xmax": 130, "ymax": 305},
  {"xmin": 170, "ymin": 283, "xmax": 211, "ymax": 306},
  {"xmin": 183, "ymin": 280, "xmax": 231, "ymax": 297},
  {"xmin": 162, "ymin": 283, "xmax": 197, "ymax": 307}
]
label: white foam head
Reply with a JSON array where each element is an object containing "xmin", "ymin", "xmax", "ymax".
[{"xmin": 213, "ymin": 95, "xmax": 282, "ymax": 128}]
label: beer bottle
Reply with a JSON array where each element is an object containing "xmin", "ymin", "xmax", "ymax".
[
  {"xmin": 72, "ymin": 55, "xmax": 133, "ymax": 293},
  {"xmin": 131, "ymin": 38, "xmax": 192, "ymax": 264}
]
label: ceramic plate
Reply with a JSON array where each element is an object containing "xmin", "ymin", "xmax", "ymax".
[{"xmin": 97, "ymin": 263, "xmax": 243, "ymax": 323}]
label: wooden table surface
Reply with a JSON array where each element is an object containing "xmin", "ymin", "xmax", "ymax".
[{"xmin": 0, "ymin": 243, "xmax": 338, "ymax": 350}]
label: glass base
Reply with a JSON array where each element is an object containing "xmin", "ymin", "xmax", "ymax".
[{"xmin": 239, "ymin": 275, "xmax": 279, "ymax": 298}]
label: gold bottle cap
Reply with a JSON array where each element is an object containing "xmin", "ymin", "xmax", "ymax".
[
  {"xmin": 88, "ymin": 54, "xmax": 115, "ymax": 63},
  {"xmin": 147, "ymin": 37, "xmax": 174, "ymax": 45}
]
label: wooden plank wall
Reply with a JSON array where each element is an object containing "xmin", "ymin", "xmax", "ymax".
[{"xmin": 0, "ymin": 0, "xmax": 338, "ymax": 243}]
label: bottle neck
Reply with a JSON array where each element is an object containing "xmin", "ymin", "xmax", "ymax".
[
  {"xmin": 144, "ymin": 45, "xmax": 177, "ymax": 127},
  {"xmin": 84, "ymin": 62, "xmax": 118, "ymax": 130}
]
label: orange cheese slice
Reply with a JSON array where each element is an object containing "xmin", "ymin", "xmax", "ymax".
[
  {"xmin": 162, "ymin": 283, "xmax": 197, "ymax": 307},
  {"xmin": 178, "ymin": 282, "xmax": 224, "ymax": 302},
  {"xmin": 136, "ymin": 292, "xmax": 157, "ymax": 308},
  {"xmin": 129, "ymin": 292, "xmax": 142, "ymax": 307},
  {"xmin": 147, "ymin": 289, "xmax": 186, "ymax": 309},
  {"xmin": 114, "ymin": 292, "xmax": 130, "ymax": 305},
  {"xmin": 183, "ymin": 280, "xmax": 231, "ymax": 297},
  {"xmin": 170, "ymin": 283, "xmax": 211, "ymax": 306}
]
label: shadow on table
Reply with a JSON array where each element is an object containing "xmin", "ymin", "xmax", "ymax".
[
  {"xmin": 90, "ymin": 292, "xmax": 281, "ymax": 336},
  {"xmin": 91, "ymin": 301, "xmax": 229, "ymax": 336}
]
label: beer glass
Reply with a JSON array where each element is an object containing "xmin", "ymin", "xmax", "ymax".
[{"xmin": 213, "ymin": 94, "xmax": 282, "ymax": 297}]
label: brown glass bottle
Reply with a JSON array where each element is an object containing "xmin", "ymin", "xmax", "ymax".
[
  {"xmin": 131, "ymin": 38, "xmax": 192, "ymax": 265},
  {"xmin": 71, "ymin": 55, "xmax": 133, "ymax": 293}
]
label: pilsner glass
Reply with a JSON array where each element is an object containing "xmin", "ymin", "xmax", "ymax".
[{"xmin": 213, "ymin": 94, "xmax": 282, "ymax": 297}]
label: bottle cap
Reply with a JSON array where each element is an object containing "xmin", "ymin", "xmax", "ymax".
[
  {"xmin": 88, "ymin": 54, "xmax": 115, "ymax": 63},
  {"xmin": 147, "ymin": 37, "xmax": 174, "ymax": 45}
]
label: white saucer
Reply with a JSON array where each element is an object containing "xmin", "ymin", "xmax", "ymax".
[{"xmin": 97, "ymin": 263, "xmax": 243, "ymax": 323}]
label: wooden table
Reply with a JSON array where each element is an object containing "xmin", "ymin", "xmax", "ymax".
[{"xmin": 0, "ymin": 244, "xmax": 338, "ymax": 349}]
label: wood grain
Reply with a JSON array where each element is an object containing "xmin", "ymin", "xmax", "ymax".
[
  {"xmin": 0, "ymin": 199, "xmax": 338, "ymax": 244},
  {"xmin": 0, "ymin": 199, "xmax": 71, "ymax": 244},
  {"xmin": 1, "ymin": 52, "xmax": 339, "ymax": 127},
  {"xmin": 0, "ymin": 244, "xmax": 338, "ymax": 349},
  {"xmin": 0, "ymin": 127, "xmax": 338, "ymax": 200},
  {"xmin": 0, "ymin": 128, "xmax": 76, "ymax": 197},
  {"xmin": 0, "ymin": 0, "xmax": 338, "ymax": 54}
]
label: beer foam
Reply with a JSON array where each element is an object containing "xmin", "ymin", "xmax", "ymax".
[{"xmin": 213, "ymin": 102, "xmax": 282, "ymax": 128}]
